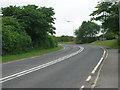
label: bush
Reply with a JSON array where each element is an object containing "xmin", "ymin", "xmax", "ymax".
[
  {"xmin": 2, "ymin": 17, "xmax": 32, "ymax": 55},
  {"xmin": 48, "ymin": 35, "xmax": 57, "ymax": 48},
  {"xmin": 75, "ymin": 37, "xmax": 97, "ymax": 44},
  {"xmin": 33, "ymin": 35, "xmax": 57, "ymax": 49}
]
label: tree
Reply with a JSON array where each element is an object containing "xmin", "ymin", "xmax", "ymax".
[
  {"xmin": 90, "ymin": 1, "xmax": 119, "ymax": 35},
  {"xmin": 2, "ymin": 5, "xmax": 56, "ymax": 46},
  {"xmin": 2, "ymin": 5, "xmax": 57, "ymax": 55},
  {"xmin": 75, "ymin": 21, "xmax": 100, "ymax": 44}
]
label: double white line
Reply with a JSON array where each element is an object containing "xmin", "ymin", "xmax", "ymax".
[{"xmin": 0, "ymin": 46, "xmax": 84, "ymax": 83}]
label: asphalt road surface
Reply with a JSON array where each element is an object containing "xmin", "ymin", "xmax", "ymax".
[{"xmin": 2, "ymin": 44, "xmax": 104, "ymax": 88}]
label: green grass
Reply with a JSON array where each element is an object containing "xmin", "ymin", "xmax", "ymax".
[
  {"xmin": 2, "ymin": 46, "xmax": 63, "ymax": 62},
  {"xmin": 58, "ymin": 42, "xmax": 75, "ymax": 44},
  {"xmin": 90, "ymin": 39, "xmax": 118, "ymax": 48}
]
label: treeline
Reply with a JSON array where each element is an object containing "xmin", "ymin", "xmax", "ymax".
[
  {"xmin": 75, "ymin": 0, "xmax": 119, "ymax": 44},
  {"xmin": 57, "ymin": 35, "xmax": 74, "ymax": 42},
  {"xmin": 2, "ymin": 5, "xmax": 57, "ymax": 55}
]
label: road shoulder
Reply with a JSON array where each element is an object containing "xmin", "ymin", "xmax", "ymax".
[{"xmin": 96, "ymin": 48, "xmax": 118, "ymax": 88}]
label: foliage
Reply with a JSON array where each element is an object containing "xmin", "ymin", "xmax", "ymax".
[
  {"xmin": 2, "ymin": 5, "xmax": 57, "ymax": 56},
  {"xmin": 2, "ymin": 17, "xmax": 32, "ymax": 55},
  {"xmin": 99, "ymin": 31, "xmax": 116, "ymax": 40},
  {"xmin": 75, "ymin": 21, "xmax": 100, "ymax": 44},
  {"xmin": 90, "ymin": 1, "xmax": 119, "ymax": 35},
  {"xmin": 58, "ymin": 42, "xmax": 75, "ymax": 45},
  {"xmin": 57, "ymin": 35, "xmax": 74, "ymax": 42},
  {"xmin": 36, "ymin": 35, "xmax": 58, "ymax": 49},
  {"xmin": 2, "ymin": 5, "xmax": 56, "ymax": 42}
]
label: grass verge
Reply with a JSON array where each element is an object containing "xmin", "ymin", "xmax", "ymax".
[
  {"xmin": 2, "ymin": 46, "xmax": 63, "ymax": 63},
  {"xmin": 58, "ymin": 42, "xmax": 75, "ymax": 44},
  {"xmin": 90, "ymin": 39, "xmax": 118, "ymax": 48}
]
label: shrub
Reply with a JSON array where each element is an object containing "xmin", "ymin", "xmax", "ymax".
[{"xmin": 2, "ymin": 17, "xmax": 32, "ymax": 55}]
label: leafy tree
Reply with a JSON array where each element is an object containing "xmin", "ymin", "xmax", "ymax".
[
  {"xmin": 2, "ymin": 5, "xmax": 57, "ymax": 55},
  {"xmin": 90, "ymin": 1, "xmax": 119, "ymax": 35},
  {"xmin": 2, "ymin": 5, "xmax": 56, "ymax": 46},
  {"xmin": 38, "ymin": 7, "xmax": 56, "ymax": 35},
  {"xmin": 75, "ymin": 21, "xmax": 100, "ymax": 44}
]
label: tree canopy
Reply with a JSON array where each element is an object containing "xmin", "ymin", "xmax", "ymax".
[
  {"xmin": 2, "ymin": 5, "xmax": 57, "ymax": 55},
  {"xmin": 75, "ymin": 21, "xmax": 100, "ymax": 44},
  {"xmin": 2, "ymin": 5, "xmax": 56, "ymax": 42},
  {"xmin": 90, "ymin": 1, "xmax": 119, "ymax": 35}
]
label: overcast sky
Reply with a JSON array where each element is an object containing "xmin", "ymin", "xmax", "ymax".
[{"xmin": 0, "ymin": 0, "xmax": 101, "ymax": 36}]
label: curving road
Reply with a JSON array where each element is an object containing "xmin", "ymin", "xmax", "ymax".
[{"xmin": 2, "ymin": 44, "xmax": 104, "ymax": 88}]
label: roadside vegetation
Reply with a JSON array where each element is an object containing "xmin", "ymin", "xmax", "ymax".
[
  {"xmin": 75, "ymin": 1, "xmax": 119, "ymax": 44},
  {"xmin": 57, "ymin": 35, "xmax": 74, "ymax": 42},
  {"xmin": 90, "ymin": 39, "xmax": 118, "ymax": 48},
  {"xmin": 2, "ymin": 5, "xmax": 59, "ymax": 59},
  {"xmin": 2, "ymin": 0, "xmax": 119, "ymax": 62},
  {"xmin": 75, "ymin": 21, "xmax": 100, "ymax": 44},
  {"xmin": 58, "ymin": 42, "xmax": 75, "ymax": 44},
  {"xmin": 59, "ymin": 1, "xmax": 119, "ymax": 49},
  {"xmin": 73, "ymin": 0, "xmax": 119, "ymax": 50},
  {"xmin": 3, "ymin": 46, "xmax": 63, "ymax": 62},
  {"xmin": 57, "ymin": 35, "xmax": 75, "ymax": 44},
  {"xmin": 89, "ymin": 0, "xmax": 119, "ymax": 49}
]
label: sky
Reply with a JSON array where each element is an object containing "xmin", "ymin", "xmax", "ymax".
[{"xmin": 0, "ymin": 0, "xmax": 101, "ymax": 36}]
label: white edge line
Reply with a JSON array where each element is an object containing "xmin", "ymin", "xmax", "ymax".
[
  {"xmin": 81, "ymin": 85, "xmax": 85, "ymax": 89},
  {"xmin": 81, "ymin": 46, "xmax": 107, "ymax": 89},
  {"xmin": 0, "ymin": 46, "xmax": 84, "ymax": 83},
  {"xmin": 92, "ymin": 48, "xmax": 108, "ymax": 88},
  {"xmin": 86, "ymin": 76, "xmax": 91, "ymax": 82},
  {"xmin": 91, "ymin": 47, "xmax": 106, "ymax": 74}
]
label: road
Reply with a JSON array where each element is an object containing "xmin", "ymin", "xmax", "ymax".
[{"xmin": 2, "ymin": 44, "xmax": 104, "ymax": 88}]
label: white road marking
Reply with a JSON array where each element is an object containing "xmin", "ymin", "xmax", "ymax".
[
  {"xmin": 1, "ymin": 46, "xmax": 84, "ymax": 83},
  {"xmin": 91, "ymin": 48, "xmax": 108, "ymax": 88},
  {"xmin": 86, "ymin": 76, "xmax": 91, "ymax": 82},
  {"xmin": 80, "ymin": 85, "xmax": 85, "ymax": 90},
  {"xmin": 91, "ymin": 47, "xmax": 106, "ymax": 74},
  {"xmin": 82, "ymin": 46, "xmax": 107, "ymax": 88}
]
